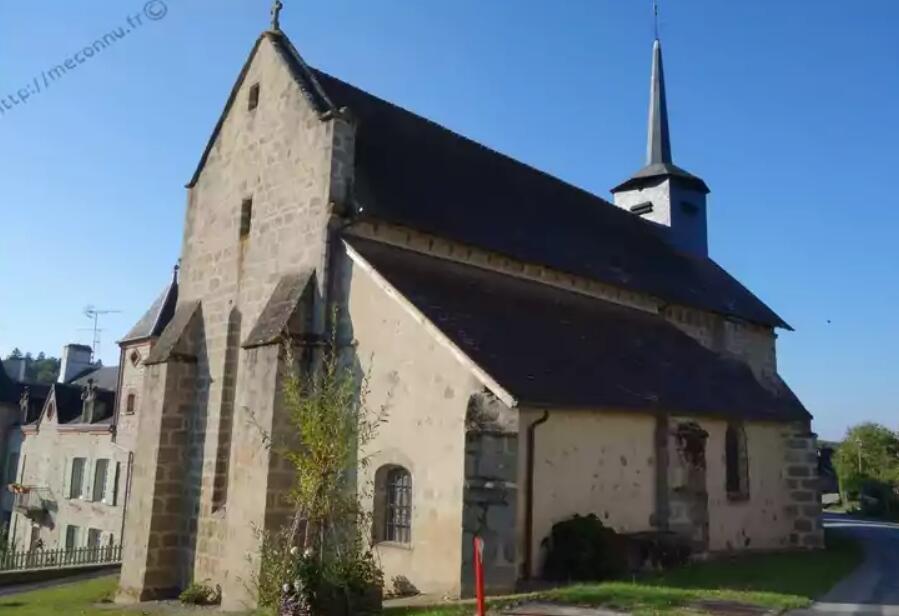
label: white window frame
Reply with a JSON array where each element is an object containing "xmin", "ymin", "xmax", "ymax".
[
  {"xmin": 92, "ymin": 459, "xmax": 109, "ymax": 503},
  {"xmin": 87, "ymin": 528, "xmax": 102, "ymax": 549},
  {"xmin": 65, "ymin": 525, "xmax": 80, "ymax": 550},
  {"xmin": 69, "ymin": 458, "xmax": 86, "ymax": 499}
]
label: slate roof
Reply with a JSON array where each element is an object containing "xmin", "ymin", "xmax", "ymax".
[
  {"xmin": 18, "ymin": 382, "xmax": 51, "ymax": 425},
  {"xmin": 186, "ymin": 30, "xmax": 788, "ymax": 330},
  {"xmin": 0, "ymin": 360, "xmax": 52, "ymax": 423},
  {"xmin": 120, "ymin": 275, "xmax": 179, "ymax": 344},
  {"xmin": 0, "ymin": 360, "xmax": 15, "ymax": 404},
  {"xmin": 243, "ymin": 270, "xmax": 314, "ymax": 349},
  {"xmin": 611, "ymin": 161, "xmax": 709, "ymax": 194},
  {"xmin": 347, "ymin": 238, "xmax": 809, "ymax": 421},
  {"xmin": 49, "ymin": 383, "xmax": 116, "ymax": 426},
  {"xmin": 145, "ymin": 301, "xmax": 202, "ymax": 366},
  {"xmin": 69, "ymin": 365, "xmax": 120, "ymax": 392}
]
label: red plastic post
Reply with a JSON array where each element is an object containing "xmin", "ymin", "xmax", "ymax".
[{"xmin": 474, "ymin": 536, "xmax": 486, "ymax": 616}]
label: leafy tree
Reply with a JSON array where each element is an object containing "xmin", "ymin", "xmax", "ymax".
[
  {"xmin": 28, "ymin": 356, "xmax": 60, "ymax": 385},
  {"xmin": 2, "ymin": 350, "xmax": 60, "ymax": 385},
  {"xmin": 254, "ymin": 326, "xmax": 386, "ymax": 614},
  {"xmin": 834, "ymin": 423, "xmax": 899, "ymax": 510}
]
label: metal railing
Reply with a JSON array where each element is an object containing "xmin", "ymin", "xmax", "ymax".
[{"xmin": 0, "ymin": 544, "xmax": 122, "ymax": 572}]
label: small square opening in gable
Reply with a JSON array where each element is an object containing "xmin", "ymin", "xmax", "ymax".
[{"xmin": 248, "ymin": 83, "xmax": 260, "ymax": 111}]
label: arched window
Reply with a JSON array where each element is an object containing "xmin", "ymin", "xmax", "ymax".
[
  {"xmin": 373, "ymin": 465, "xmax": 412, "ymax": 544},
  {"xmin": 725, "ymin": 423, "xmax": 749, "ymax": 500},
  {"xmin": 125, "ymin": 393, "xmax": 136, "ymax": 415}
]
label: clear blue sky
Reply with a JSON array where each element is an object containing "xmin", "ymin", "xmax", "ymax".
[{"xmin": 1, "ymin": 1, "xmax": 897, "ymax": 440}]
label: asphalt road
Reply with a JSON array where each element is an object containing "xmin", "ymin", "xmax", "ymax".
[{"xmin": 794, "ymin": 513, "xmax": 899, "ymax": 616}]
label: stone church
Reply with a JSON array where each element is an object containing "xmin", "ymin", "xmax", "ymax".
[{"xmin": 116, "ymin": 8, "xmax": 821, "ymax": 611}]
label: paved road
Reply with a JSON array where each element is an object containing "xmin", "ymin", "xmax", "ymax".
[{"xmin": 794, "ymin": 514, "xmax": 899, "ymax": 616}]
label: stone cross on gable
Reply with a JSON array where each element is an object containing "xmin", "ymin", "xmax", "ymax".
[{"xmin": 271, "ymin": 0, "xmax": 284, "ymax": 31}]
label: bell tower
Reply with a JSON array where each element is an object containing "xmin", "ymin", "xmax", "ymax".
[{"xmin": 611, "ymin": 37, "xmax": 711, "ymax": 257}]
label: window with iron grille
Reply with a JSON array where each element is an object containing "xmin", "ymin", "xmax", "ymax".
[{"xmin": 385, "ymin": 467, "xmax": 412, "ymax": 544}]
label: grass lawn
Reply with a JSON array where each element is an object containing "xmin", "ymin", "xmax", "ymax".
[
  {"xmin": 385, "ymin": 531, "xmax": 863, "ymax": 616},
  {"xmin": 0, "ymin": 531, "xmax": 862, "ymax": 615},
  {"xmin": 0, "ymin": 575, "xmax": 118, "ymax": 616}
]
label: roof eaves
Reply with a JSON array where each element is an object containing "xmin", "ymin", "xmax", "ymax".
[{"xmin": 611, "ymin": 162, "xmax": 710, "ymax": 194}]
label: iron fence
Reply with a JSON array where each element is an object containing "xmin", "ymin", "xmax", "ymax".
[{"xmin": 0, "ymin": 544, "xmax": 122, "ymax": 572}]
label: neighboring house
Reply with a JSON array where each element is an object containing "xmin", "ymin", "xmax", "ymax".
[
  {"xmin": 0, "ymin": 359, "xmax": 50, "ymax": 530},
  {"xmin": 5, "ymin": 273, "xmax": 178, "ymax": 553},
  {"xmin": 116, "ymin": 16, "xmax": 822, "ymax": 610}
]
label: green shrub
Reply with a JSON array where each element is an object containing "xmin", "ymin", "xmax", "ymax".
[
  {"xmin": 178, "ymin": 581, "xmax": 221, "ymax": 605},
  {"xmin": 542, "ymin": 514, "xmax": 628, "ymax": 582}
]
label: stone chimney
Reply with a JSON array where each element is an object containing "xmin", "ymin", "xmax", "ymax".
[
  {"xmin": 59, "ymin": 344, "xmax": 94, "ymax": 383},
  {"xmin": 4, "ymin": 358, "xmax": 27, "ymax": 382}
]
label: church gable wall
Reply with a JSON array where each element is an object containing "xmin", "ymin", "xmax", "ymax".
[
  {"xmin": 163, "ymin": 37, "xmax": 348, "ymax": 588},
  {"xmin": 342, "ymin": 250, "xmax": 484, "ymax": 599}
]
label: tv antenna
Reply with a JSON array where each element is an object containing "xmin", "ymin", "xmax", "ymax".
[{"xmin": 83, "ymin": 305, "xmax": 121, "ymax": 361}]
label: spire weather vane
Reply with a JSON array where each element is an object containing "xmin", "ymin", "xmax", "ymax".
[
  {"xmin": 271, "ymin": 0, "xmax": 284, "ymax": 31},
  {"xmin": 653, "ymin": 0, "xmax": 660, "ymax": 41}
]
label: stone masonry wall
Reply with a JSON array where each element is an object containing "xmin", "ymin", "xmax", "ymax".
[
  {"xmin": 117, "ymin": 306, "xmax": 206, "ymax": 601},
  {"xmin": 115, "ymin": 340, "xmax": 153, "ymax": 454},
  {"xmin": 461, "ymin": 393, "xmax": 519, "ymax": 597},
  {"xmin": 168, "ymin": 33, "xmax": 350, "ymax": 595},
  {"xmin": 219, "ymin": 343, "xmax": 283, "ymax": 611},
  {"xmin": 665, "ymin": 419, "xmax": 710, "ymax": 552},
  {"xmin": 782, "ymin": 424, "xmax": 824, "ymax": 549}
]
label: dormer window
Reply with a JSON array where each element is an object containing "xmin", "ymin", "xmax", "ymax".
[{"xmin": 630, "ymin": 202, "xmax": 653, "ymax": 216}]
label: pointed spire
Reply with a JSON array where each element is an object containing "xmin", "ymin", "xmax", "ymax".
[{"xmin": 646, "ymin": 38, "xmax": 672, "ymax": 166}]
